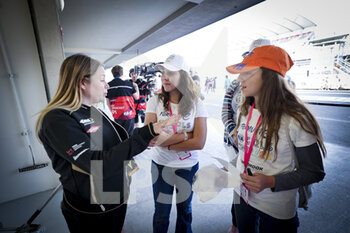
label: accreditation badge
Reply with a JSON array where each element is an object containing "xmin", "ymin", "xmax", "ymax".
[
  {"xmin": 176, "ymin": 151, "xmax": 192, "ymax": 160},
  {"xmin": 240, "ymin": 183, "xmax": 249, "ymax": 204}
]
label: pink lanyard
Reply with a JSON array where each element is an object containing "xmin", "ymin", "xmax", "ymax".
[
  {"xmin": 168, "ymin": 101, "xmax": 178, "ymax": 133},
  {"xmin": 244, "ymin": 102, "xmax": 262, "ymax": 173}
]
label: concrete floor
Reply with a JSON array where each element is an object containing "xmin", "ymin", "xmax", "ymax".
[{"xmin": 0, "ymin": 119, "xmax": 349, "ymax": 233}]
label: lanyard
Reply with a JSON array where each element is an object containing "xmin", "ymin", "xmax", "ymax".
[
  {"xmin": 244, "ymin": 102, "xmax": 262, "ymax": 173},
  {"xmin": 168, "ymin": 101, "xmax": 178, "ymax": 133},
  {"xmin": 168, "ymin": 102, "xmax": 191, "ymax": 160}
]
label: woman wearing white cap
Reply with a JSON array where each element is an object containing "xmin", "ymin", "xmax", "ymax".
[
  {"xmin": 145, "ymin": 54, "xmax": 208, "ymax": 233},
  {"xmin": 226, "ymin": 45, "xmax": 326, "ymax": 233}
]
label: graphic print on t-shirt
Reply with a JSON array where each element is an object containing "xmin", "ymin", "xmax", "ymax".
[
  {"xmin": 237, "ymin": 117, "xmax": 275, "ymax": 173},
  {"xmin": 235, "ymin": 109, "xmax": 319, "ymax": 219},
  {"xmin": 145, "ymin": 95, "xmax": 208, "ymax": 168}
]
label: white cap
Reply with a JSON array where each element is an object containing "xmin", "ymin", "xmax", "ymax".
[
  {"xmin": 155, "ymin": 54, "xmax": 188, "ymax": 72},
  {"xmin": 242, "ymin": 38, "xmax": 272, "ymax": 57},
  {"xmin": 249, "ymin": 38, "xmax": 272, "ymax": 51}
]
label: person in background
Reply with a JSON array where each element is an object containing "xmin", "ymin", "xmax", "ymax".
[
  {"xmin": 226, "ymin": 45, "xmax": 325, "ymax": 233},
  {"xmin": 190, "ymin": 69, "xmax": 204, "ymax": 100},
  {"xmin": 286, "ymin": 74, "xmax": 296, "ymax": 90},
  {"xmin": 225, "ymin": 75, "xmax": 231, "ymax": 91},
  {"xmin": 36, "ymin": 54, "xmax": 178, "ymax": 233},
  {"xmin": 205, "ymin": 76, "xmax": 210, "ymax": 94},
  {"xmin": 190, "ymin": 69, "xmax": 201, "ymax": 87},
  {"xmin": 106, "ymin": 65, "xmax": 139, "ymax": 135},
  {"xmin": 129, "ymin": 68, "xmax": 151, "ymax": 127},
  {"xmin": 145, "ymin": 54, "xmax": 208, "ymax": 233},
  {"xmin": 212, "ymin": 76, "xmax": 217, "ymax": 93}
]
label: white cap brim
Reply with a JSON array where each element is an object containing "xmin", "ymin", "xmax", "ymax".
[{"xmin": 155, "ymin": 63, "xmax": 181, "ymax": 72}]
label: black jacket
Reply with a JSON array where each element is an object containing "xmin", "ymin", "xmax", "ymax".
[{"xmin": 39, "ymin": 105, "xmax": 157, "ymax": 206}]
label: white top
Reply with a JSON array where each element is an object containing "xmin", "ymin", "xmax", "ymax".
[
  {"xmin": 146, "ymin": 95, "xmax": 208, "ymax": 168},
  {"xmin": 235, "ymin": 106, "xmax": 316, "ymax": 219}
]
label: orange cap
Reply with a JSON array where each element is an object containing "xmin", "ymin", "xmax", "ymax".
[{"xmin": 226, "ymin": 45, "xmax": 294, "ymax": 77}]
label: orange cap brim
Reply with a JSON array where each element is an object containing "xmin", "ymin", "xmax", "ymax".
[{"xmin": 226, "ymin": 63, "xmax": 259, "ymax": 74}]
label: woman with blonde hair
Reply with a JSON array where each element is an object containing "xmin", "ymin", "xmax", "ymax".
[
  {"xmin": 226, "ymin": 45, "xmax": 326, "ymax": 233},
  {"xmin": 36, "ymin": 54, "xmax": 177, "ymax": 233},
  {"xmin": 145, "ymin": 54, "xmax": 208, "ymax": 233}
]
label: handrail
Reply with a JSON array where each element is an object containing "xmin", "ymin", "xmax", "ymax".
[{"xmin": 334, "ymin": 57, "xmax": 350, "ymax": 74}]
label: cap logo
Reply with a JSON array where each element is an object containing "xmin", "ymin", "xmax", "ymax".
[
  {"xmin": 246, "ymin": 51, "xmax": 254, "ymax": 58},
  {"xmin": 166, "ymin": 55, "xmax": 175, "ymax": 62},
  {"xmin": 232, "ymin": 63, "xmax": 247, "ymax": 71}
]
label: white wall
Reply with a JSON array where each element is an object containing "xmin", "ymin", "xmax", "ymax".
[{"xmin": 0, "ymin": 0, "xmax": 60, "ymax": 203}]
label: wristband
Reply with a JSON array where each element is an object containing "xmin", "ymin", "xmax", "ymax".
[
  {"xmin": 229, "ymin": 129, "xmax": 236, "ymax": 137},
  {"xmin": 184, "ymin": 131, "xmax": 188, "ymax": 141},
  {"xmin": 148, "ymin": 122, "xmax": 159, "ymax": 137}
]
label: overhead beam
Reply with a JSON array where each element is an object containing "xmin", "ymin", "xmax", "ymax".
[
  {"xmin": 297, "ymin": 14, "xmax": 317, "ymax": 27},
  {"xmin": 284, "ymin": 17, "xmax": 305, "ymax": 29},
  {"xmin": 123, "ymin": 2, "xmax": 197, "ymax": 51},
  {"xmin": 64, "ymin": 48, "xmax": 122, "ymax": 54},
  {"xmin": 273, "ymin": 22, "xmax": 293, "ymax": 32},
  {"xmin": 186, "ymin": 0, "xmax": 204, "ymax": 3},
  {"xmin": 104, "ymin": 2, "xmax": 197, "ymax": 64},
  {"xmin": 262, "ymin": 27, "xmax": 279, "ymax": 35},
  {"xmin": 103, "ymin": 0, "xmax": 265, "ymax": 66}
]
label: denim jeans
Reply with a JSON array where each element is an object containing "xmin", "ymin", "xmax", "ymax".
[
  {"xmin": 151, "ymin": 160, "xmax": 199, "ymax": 233},
  {"xmin": 234, "ymin": 195, "xmax": 299, "ymax": 233}
]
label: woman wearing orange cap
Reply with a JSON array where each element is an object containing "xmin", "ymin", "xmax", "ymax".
[{"xmin": 226, "ymin": 45, "xmax": 326, "ymax": 233}]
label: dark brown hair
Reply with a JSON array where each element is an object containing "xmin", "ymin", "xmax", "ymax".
[
  {"xmin": 235, "ymin": 68, "xmax": 326, "ymax": 161},
  {"xmin": 111, "ymin": 65, "xmax": 123, "ymax": 77},
  {"xmin": 158, "ymin": 70, "xmax": 200, "ymax": 116}
]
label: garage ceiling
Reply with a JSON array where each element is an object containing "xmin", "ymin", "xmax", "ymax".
[{"xmin": 59, "ymin": 0, "xmax": 264, "ymax": 68}]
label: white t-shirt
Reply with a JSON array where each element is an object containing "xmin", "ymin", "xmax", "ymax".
[
  {"xmin": 146, "ymin": 95, "xmax": 208, "ymax": 168},
  {"xmin": 235, "ymin": 106, "xmax": 316, "ymax": 219}
]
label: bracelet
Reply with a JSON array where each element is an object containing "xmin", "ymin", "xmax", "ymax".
[
  {"xmin": 168, "ymin": 145, "xmax": 171, "ymax": 150},
  {"xmin": 184, "ymin": 131, "xmax": 188, "ymax": 141}
]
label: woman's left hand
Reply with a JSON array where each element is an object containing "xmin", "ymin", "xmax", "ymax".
[{"xmin": 240, "ymin": 173, "xmax": 275, "ymax": 193}]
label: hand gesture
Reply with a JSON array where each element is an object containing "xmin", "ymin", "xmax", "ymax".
[
  {"xmin": 152, "ymin": 115, "xmax": 180, "ymax": 134},
  {"xmin": 148, "ymin": 137, "xmax": 158, "ymax": 147},
  {"xmin": 240, "ymin": 172, "xmax": 275, "ymax": 193}
]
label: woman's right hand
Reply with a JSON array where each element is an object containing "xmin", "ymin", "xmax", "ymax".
[{"xmin": 229, "ymin": 130, "xmax": 238, "ymax": 146}]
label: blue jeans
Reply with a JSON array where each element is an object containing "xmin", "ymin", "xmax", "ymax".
[
  {"xmin": 234, "ymin": 195, "xmax": 299, "ymax": 233},
  {"xmin": 151, "ymin": 161, "xmax": 198, "ymax": 233}
]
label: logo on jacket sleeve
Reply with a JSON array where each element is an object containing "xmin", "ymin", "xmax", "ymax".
[
  {"xmin": 66, "ymin": 142, "xmax": 86, "ymax": 156},
  {"xmin": 80, "ymin": 118, "xmax": 94, "ymax": 126},
  {"xmin": 86, "ymin": 125, "xmax": 101, "ymax": 133}
]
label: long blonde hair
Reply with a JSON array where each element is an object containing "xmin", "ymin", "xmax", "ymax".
[
  {"xmin": 158, "ymin": 70, "xmax": 200, "ymax": 116},
  {"xmin": 235, "ymin": 68, "xmax": 326, "ymax": 161},
  {"xmin": 36, "ymin": 54, "xmax": 101, "ymax": 138}
]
